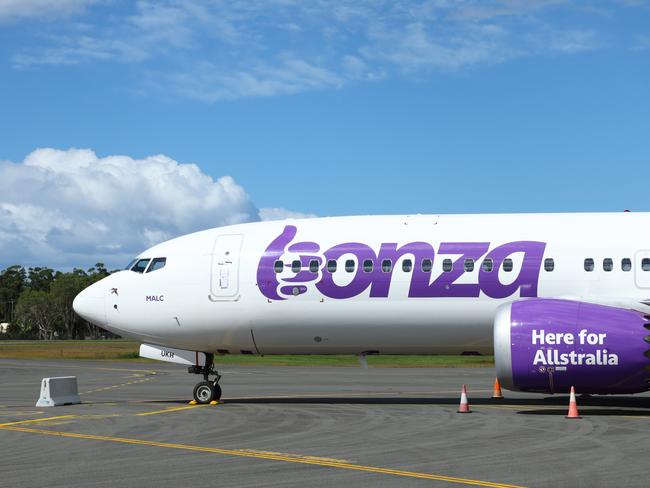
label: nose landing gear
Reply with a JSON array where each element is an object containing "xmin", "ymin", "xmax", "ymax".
[{"xmin": 188, "ymin": 353, "xmax": 221, "ymax": 404}]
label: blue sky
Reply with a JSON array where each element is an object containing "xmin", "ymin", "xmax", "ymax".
[{"xmin": 0, "ymin": 0, "xmax": 649, "ymax": 268}]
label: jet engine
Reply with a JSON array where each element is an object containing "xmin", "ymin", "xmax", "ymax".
[{"xmin": 494, "ymin": 298, "xmax": 650, "ymax": 394}]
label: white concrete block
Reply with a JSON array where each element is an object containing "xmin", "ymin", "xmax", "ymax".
[{"xmin": 35, "ymin": 376, "xmax": 82, "ymax": 407}]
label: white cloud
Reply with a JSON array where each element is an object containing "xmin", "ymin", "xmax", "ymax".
[
  {"xmin": 0, "ymin": 148, "xmax": 312, "ymax": 269},
  {"xmin": 0, "ymin": 0, "xmax": 99, "ymax": 21},
  {"xmin": 168, "ymin": 58, "xmax": 344, "ymax": 102},
  {"xmin": 7, "ymin": 1, "xmax": 636, "ymax": 100},
  {"xmin": 258, "ymin": 208, "xmax": 317, "ymax": 222},
  {"xmin": 362, "ymin": 21, "xmax": 515, "ymax": 72},
  {"xmin": 544, "ymin": 29, "xmax": 601, "ymax": 54},
  {"xmin": 13, "ymin": 36, "xmax": 149, "ymax": 67}
]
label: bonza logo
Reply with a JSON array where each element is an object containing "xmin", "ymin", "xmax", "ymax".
[{"xmin": 256, "ymin": 225, "xmax": 546, "ymax": 301}]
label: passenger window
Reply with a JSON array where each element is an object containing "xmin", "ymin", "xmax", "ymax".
[
  {"xmin": 345, "ymin": 259, "xmax": 355, "ymax": 272},
  {"xmin": 327, "ymin": 260, "xmax": 337, "ymax": 273},
  {"xmin": 363, "ymin": 259, "xmax": 373, "ymax": 273},
  {"xmin": 292, "ymin": 260, "xmax": 301, "ymax": 273},
  {"xmin": 442, "ymin": 259, "xmax": 453, "ymax": 272},
  {"xmin": 274, "ymin": 260, "xmax": 284, "ymax": 273},
  {"xmin": 421, "ymin": 259, "xmax": 433, "ymax": 272},
  {"xmin": 643, "ymin": 258, "xmax": 650, "ymax": 271},
  {"xmin": 402, "ymin": 259, "xmax": 413, "ymax": 272},
  {"xmin": 309, "ymin": 260, "xmax": 319, "ymax": 273},
  {"xmin": 482, "ymin": 259, "xmax": 493, "ymax": 273},
  {"xmin": 584, "ymin": 258, "xmax": 594, "ymax": 272},
  {"xmin": 544, "ymin": 258, "xmax": 554, "ymax": 272},
  {"xmin": 603, "ymin": 258, "xmax": 613, "ymax": 272},
  {"xmin": 502, "ymin": 258, "xmax": 513, "ymax": 272},
  {"xmin": 464, "ymin": 258, "xmax": 474, "ymax": 272},
  {"xmin": 147, "ymin": 258, "xmax": 167, "ymax": 273},
  {"xmin": 382, "ymin": 259, "xmax": 392, "ymax": 273},
  {"xmin": 131, "ymin": 259, "xmax": 150, "ymax": 274},
  {"xmin": 622, "ymin": 258, "xmax": 632, "ymax": 272}
]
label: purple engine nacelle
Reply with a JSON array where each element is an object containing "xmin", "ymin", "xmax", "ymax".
[{"xmin": 494, "ymin": 299, "xmax": 650, "ymax": 394}]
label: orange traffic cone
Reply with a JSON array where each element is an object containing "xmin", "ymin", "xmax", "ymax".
[
  {"xmin": 457, "ymin": 384, "xmax": 471, "ymax": 413},
  {"xmin": 565, "ymin": 386, "xmax": 581, "ymax": 419},
  {"xmin": 492, "ymin": 378, "xmax": 504, "ymax": 399}
]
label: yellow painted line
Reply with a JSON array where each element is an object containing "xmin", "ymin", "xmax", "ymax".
[
  {"xmin": 1, "ymin": 363, "xmax": 159, "ymax": 375},
  {"xmin": 136, "ymin": 405, "xmax": 207, "ymax": 416},
  {"xmin": 94, "ymin": 367, "xmax": 158, "ymax": 374},
  {"xmin": 0, "ymin": 425, "xmax": 524, "ymax": 487},
  {"xmin": 0, "ymin": 415, "xmax": 76, "ymax": 428},
  {"xmin": 238, "ymin": 449, "xmax": 348, "ymax": 463},
  {"xmin": 81, "ymin": 376, "xmax": 157, "ymax": 395}
]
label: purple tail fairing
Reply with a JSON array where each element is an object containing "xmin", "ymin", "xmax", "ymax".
[{"xmin": 495, "ymin": 299, "xmax": 650, "ymax": 394}]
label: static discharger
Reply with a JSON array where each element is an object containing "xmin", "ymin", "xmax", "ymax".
[{"xmin": 457, "ymin": 384, "xmax": 471, "ymax": 413}]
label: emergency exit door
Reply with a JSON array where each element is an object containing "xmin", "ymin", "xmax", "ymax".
[
  {"xmin": 635, "ymin": 250, "xmax": 650, "ymax": 289},
  {"xmin": 210, "ymin": 234, "xmax": 243, "ymax": 300}
]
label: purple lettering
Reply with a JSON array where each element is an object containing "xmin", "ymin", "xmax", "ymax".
[
  {"xmin": 419, "ymin": 242, "xmax": 489, "ymax": 298},
  {"xmin": 479, "ymin": 241, "xmax": 546, "ymax": 298},
  {"xmin": 256, "ymin": 225, "xmax": 298, "ymax": 300},
  {"xmin": 256, "ymin": 226, "xmax": 546, "ymax": 301},
  {"xmin": 316, "ymin": 243, "xmax": 377, "ymax": 299},
  {"xmin": 372, "ymin": 242, "xmax": 434, "ymax": 298}
]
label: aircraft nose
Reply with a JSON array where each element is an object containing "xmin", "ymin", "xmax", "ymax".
[{"xmin": 73, "ymin": 281, "xmax": 107, "ymax": 327}]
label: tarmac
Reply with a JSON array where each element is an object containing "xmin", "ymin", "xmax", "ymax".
[{"xmin": 1, "ymin": 358, "xmax": 650, "ymax": 488}]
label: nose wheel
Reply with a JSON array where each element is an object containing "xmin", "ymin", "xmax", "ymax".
[
  {"xmin": 193, "ymin": 381, "xmax": 222, "ymax": 404},
  {"xmin": 189, "ymin": 353, "xmax": 222, "ymax": 404}
]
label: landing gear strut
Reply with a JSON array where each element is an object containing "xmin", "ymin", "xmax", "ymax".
[{"xmin": 189, "ymin": 353, "xmax": 221, "ymax": 404}]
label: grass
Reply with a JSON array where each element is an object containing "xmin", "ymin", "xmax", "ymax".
[{"xmin": 0, "ymin": 340, "xmax": 494, "ymax": 368}]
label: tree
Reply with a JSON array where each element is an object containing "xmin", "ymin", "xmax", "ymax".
[
  {"xmin": 14, "ymin": 290, "xmax": 58, "ymax": 340},
  {"xmin": 0, "ymin": 266, "xmax": 26, "ymax": 323},
  {"xmin": 1, "ymin": 262, "xmax": 116, "ymax": 339},
  {"xmin": 50, "ymin": 272, "xmax": 89, "ymax": 339},
  {"xmin": 28, "ymin": 267, "xmax": 55, "ymax": 292}
]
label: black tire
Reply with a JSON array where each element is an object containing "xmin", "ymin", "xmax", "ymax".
[
  {"xmin": 193, "ymin": 381, "xmax": 215, "ymax": 404},
  {"xmin": 213, "ymin": 383, "xmax": 222, "ymax": 400}
]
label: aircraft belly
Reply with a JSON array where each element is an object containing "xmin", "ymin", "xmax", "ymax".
[{"xmin": 250, "ymin": 299, "xmax": 495, "ymax": 355}]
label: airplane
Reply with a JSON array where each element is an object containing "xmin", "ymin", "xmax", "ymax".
[{"xmin": 73, "ymin": 212, "xmax": 650, "ymax": 404}]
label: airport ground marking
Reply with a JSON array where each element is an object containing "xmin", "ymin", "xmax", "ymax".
[
  {"xmin": 0, "ymin": 425, "xmax": 525, "ymax": 488},
  {"xmin": 236, "ymin": 449, "xmax": 349, "ymax": 464},
  {"xmin": 0, "ymin": 361, "xmax": 160, "ymax": 375},
  {"xmin": 81, "ymin": 376, "xmax": 157, "ymax": 395},
  {"xmin": 136, "ymin": 405, "xmax": 208, "ymax": 416},
  {"xmin": 0, "ymin": 415, "xmax": 76, "ymax": 428},
  {"xmin": 95, "ymin": 367, "xmax": 159, "ymax": 375}
]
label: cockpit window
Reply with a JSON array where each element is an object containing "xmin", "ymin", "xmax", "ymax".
[
  {"xmin": 131, "ymin": 259, "xmax": 150, "ymax": 274},
  {"xmin": 147, "ymin": 258, "xmax": 167, "ymax": 273},
  {"xmin": 124, "ymin": 259, "xmax": 137, "ymax": 270}
]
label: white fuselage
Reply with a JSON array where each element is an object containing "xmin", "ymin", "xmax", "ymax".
[{"xmin": 73, "ymin": 212, "xmax": 650, "ymax": 356}]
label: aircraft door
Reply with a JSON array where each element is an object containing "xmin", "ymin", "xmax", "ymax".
[
  {"xmin": 210, "ymin": 234, "xmax": 243, "ymax": 300},
  {"xmin": 634, "ymin": 250, "xmax": 650, "ymax": 289}
]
